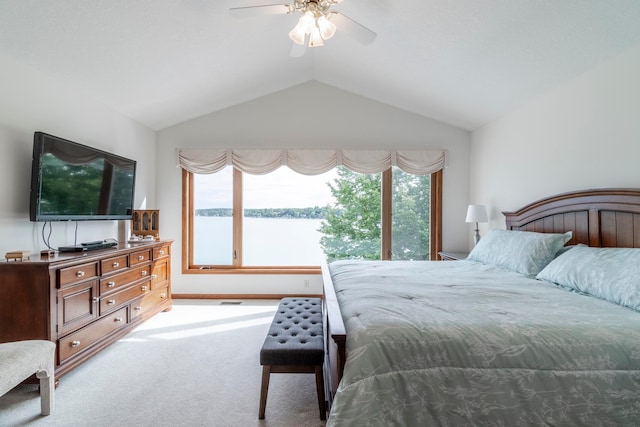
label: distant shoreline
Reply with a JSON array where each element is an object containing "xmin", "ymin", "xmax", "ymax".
[{"xmin": 195, "ymin": 207, "xmax": 336, "ymax": 219}]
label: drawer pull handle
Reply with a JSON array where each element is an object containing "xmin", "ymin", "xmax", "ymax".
[
  {"xmin": 107, "ymin": 299, "xmax": 116, "ymax": 305},
  {"xmin": 134, "ymin": 306, "xmax": 142, "ymax": 311},
  {"xmin": 160, "ymin": 293, "xmax": 167, "ymax": 298},
  {"xmin": 141, "ymin": 285, "xmax": 148, "ymax": 291},
  {"xmin": 141, "ymin": 270, "xmax": 148, "ymax": 276},
  {"xmin": 76, "ymin": 271, "xmax": 85, "ymax": 277},
  {"xmin": 151, "ymin": 274, "xmax": 158, "ymax": 279},
  {"xmin": 112, "ymin": 261, "xmax": 120, "ymax": 268},
  {"xmin": 92, "ymin": 297, "xmax": 100, "ymax": 303},
  {"xmin": 107, "ymin": 281, "xmax": 116, "ymax": 288},
  {"xmin": 114, "ymin": 317, "xmax": 123, "ymax": 323},
  {"xmin": 159, "ymin": 250, "xmax": 164, "ymax": 255},
  {"xmin": 138, "ymin": 255, "xmax": 145, "ymax": 261},
  {"xmin": 71, "ymin": 340, "xmax": 81, "ymax": 348}
]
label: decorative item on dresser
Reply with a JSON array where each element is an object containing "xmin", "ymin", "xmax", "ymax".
[
  {"xmin": 4, "ymin": 250, "xmax": 31, "ymax": 261},
  {"xmin": 0, "ymin": 240, "xmax": 172, "ymax": 381},
  {"xmin": 131, "ymin": 209, "xmax": 160, "ymax": 241}
]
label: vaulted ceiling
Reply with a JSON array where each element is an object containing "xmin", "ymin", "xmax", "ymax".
[{"xmin": 1, "ymin": 0, "xmax": 639, "ymax": 131}]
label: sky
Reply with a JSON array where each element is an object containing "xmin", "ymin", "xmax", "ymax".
[{"xmin": 194, "ymin": 166, "xmax": 338, "ymax": 209}]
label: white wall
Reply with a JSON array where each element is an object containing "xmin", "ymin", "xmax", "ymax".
[
  {"xmin": 471, "ymin": 44, "xmax": 640, "ymax": 234},
  {"xmin": 157, "ymin": 81, "xmax": 471, "ymax": 296},
  {"xmin": 0, "ymin": 53, "xmax": 156, "ymax": 254}
]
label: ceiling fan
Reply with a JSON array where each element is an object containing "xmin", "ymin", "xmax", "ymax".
[{"xmin": 229, "ymin": 0, "xmax": 376, "ymax": 56}]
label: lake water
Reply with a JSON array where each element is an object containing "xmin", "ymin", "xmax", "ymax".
[{"xmin": 193, "ymin": 216, "xmax": 327, "ymax": 266}]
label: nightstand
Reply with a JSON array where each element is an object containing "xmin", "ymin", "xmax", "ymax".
[{"xmin": 438, "ymin": 251, "xmax": 469, "ymax": 261}]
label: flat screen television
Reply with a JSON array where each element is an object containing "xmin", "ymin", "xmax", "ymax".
[{"xmin": 30, "ymin": 132, "xmax": 137, "ymax": 221}]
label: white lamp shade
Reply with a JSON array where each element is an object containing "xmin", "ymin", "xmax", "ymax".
[
  {"xmin": 309, "ymin": 26, "xmax": 324, "ymax": 47},
  {"xmin": 289, "ymin": 24, "xmax": 306, "ymax": 45},
  {"xmin": 317, "ymin": 15, "xmax": 336, "ymax": 40},
  {"xmin": 299, "ymin": 11, "xmax": 316, "ymax": 34},
  {"xmin": 465, "ymin": 205, "xmax": 488, "ymax": 223}
]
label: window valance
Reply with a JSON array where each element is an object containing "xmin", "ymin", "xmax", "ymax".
[{"xmin": 176, "ymin": 148, "xmax": 447, "ymax": 176}]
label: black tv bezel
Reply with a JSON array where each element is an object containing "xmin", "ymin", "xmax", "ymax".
[{"xmin": 29, "ymin": 132, "xmax": 137, "ymax": 222}]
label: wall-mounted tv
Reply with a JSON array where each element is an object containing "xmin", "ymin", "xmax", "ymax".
[{"xmin": 30, "ymin": 132, "xmax": 137, "ymax": 221}]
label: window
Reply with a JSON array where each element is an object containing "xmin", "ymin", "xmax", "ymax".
[
  {"xmin": 242, "ymin": 167, "xmax": 337, "ymax": 266},
  {"xmin": 192, "ymin": 167, "xmax": 233, "ymax": 266},
  {"xmin": 182, "ymin": 167, "xmax": 443, "ymax": 273}
]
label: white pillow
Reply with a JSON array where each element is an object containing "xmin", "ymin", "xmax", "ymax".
[
  {"xmin": 536, "ymin": 245, "xmax": 640, "ymax": 311},
  {"xmin": 467, "ymin": 229, "xmax": 572, "ymax": 276}
]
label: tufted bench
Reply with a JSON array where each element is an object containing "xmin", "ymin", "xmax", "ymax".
[
  {"xmin": 259, "ymin": 297, "xmax": 325, "ymax": 420},
  {"xmin": 0, "ymin": 340, "xmax": 56, "ymax": 415}
]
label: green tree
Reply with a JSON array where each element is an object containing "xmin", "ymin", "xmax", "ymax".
[
  {"xmin": 391, "ymin": 170, "xmax": 430, "ymax": 260},
  {"xmin": 319, "ymin": 167, "xmax": 430, "ymax": 261},
  {"xmin": 319, "ymin": 168, "xmax": 382, "ymax": 261}
]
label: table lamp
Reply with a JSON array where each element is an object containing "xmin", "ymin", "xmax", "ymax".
[{"xmin": 465, "ymin": 204, "xmax": 488, "ymax": 245}]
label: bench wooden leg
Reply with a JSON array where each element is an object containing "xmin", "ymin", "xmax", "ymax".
[
  {"xmin": 258, "ymin": 365, "xmax": 270, "ymax": 419},
  {"xmin": 36, "ymin": 370, "xmax": 54, "ymax": 416},
  {"xmin": 315, "ymin": 365, "xmax": 326, "ymax": 420}
]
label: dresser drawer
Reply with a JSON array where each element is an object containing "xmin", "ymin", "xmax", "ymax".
[
  {"xmin": 150, "ymin": 259, "xmax": 168, "ymax": 289},
  {"xmin": 59, "ymin": 307, "xmax": 127, "ymax": 362},
  {"xmin": 100, "ymin": 281, "xmax": 150, "ymax": 314},
  {"xmin": 100, "ymin": 254, "xmax": 129, "ymax": 275},
  {"xmin": 100, "ymin": 264, "xmax": 151, "ymax": 295},
  {"xmin": 58, "ymin": 262, "xmax": 99, "ymax": 288},
  {"xmin": 131, "ymin": 285, "xmax": 170, "ymax": 320},
  {"xmin": 130, "ymin": 249, "xmax": 152, "ymax": 266},
  {"xmin": 153, "ymin": 244, "xmax": 170, "ymax": 260}
]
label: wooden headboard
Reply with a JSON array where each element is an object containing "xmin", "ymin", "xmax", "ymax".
[{"xmin": 503, "ymin": 188, "xmax": 640, "ymax": 248}]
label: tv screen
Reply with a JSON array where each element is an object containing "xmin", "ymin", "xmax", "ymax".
[{"xmin": 30, "ymin": 132, "xmax": 137, "ymax": 221}]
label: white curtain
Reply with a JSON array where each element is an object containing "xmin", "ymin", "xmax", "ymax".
[{"xmin": 176, "ymin": 148, "xmax": 447, "ymax": 176}]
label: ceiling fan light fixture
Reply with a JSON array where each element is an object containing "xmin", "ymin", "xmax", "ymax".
[
  {"xmin": 230, "ymin": 0, "xmax": 377, "ymax": 52},
  {"xmin": 309, "ymin": 26, "xmax": 324, "ymax": 47},
  {"xmin": 289, "ymin": 24, "xmax": 306, "ymax": 45},
  {"xmin": 317, "ymin": 15, "xmax": 336, "ymax": 40},
  {"xmin": 298, "ymin": 10, "xmax": 316, "ymax": 34}
]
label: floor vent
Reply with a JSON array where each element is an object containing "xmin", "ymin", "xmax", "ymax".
[{"xmin": 219, "ymin": 301, "xmax": 243, "ymax": 305}]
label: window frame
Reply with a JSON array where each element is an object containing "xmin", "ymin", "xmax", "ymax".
[{"xmin": 181, "ymin": 167, "xmax": 443, "ymax": 274}]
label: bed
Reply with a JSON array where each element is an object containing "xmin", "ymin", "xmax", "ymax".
[{"xmin": 322, "ymin": 188, "xmax": 640, "ymax": 426}]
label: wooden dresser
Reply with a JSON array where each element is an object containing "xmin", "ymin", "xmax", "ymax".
[{"xmin": 0, "ymin": 240, "xmax": 172, "ymax": 381}]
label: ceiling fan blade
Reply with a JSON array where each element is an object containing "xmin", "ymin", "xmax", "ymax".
[
  {"xmin": 229, "ymin": 4, "xmax": 293, "ymax": 18},
  {"xmin": 328, "ymin": 12, "xmax": 377, "ymax": 45}
]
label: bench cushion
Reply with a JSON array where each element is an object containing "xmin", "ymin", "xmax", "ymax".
[
  {"xmin": 0, "ymin": 340, "xmax": 55, "ymax": 396},
  {"xmin": 260, "ymin": 298, "xmax": 323, "ymax": 366}
]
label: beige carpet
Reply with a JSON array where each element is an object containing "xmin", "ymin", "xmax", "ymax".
[{"xmin": 0, "ymin": 299, "xmax": 327, "ymax": 427}]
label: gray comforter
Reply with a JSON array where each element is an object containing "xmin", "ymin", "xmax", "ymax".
[{"xmin": 327, "ymin": 260, "xmax": 640, "ymax": 426}]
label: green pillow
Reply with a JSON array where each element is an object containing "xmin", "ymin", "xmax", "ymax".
[
  {"xmin": 537, "ymin": 245, "xmax": 640, "ymax": 311},
  {"xmin": 467, "ymin": 229, "xmax": 572, "ymax": 276}
]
